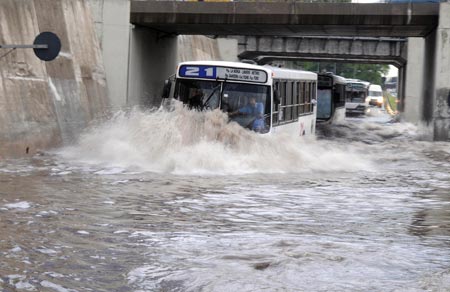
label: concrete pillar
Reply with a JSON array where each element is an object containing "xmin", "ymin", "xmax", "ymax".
[
  {"xmin": 432, "ymin": 2, "xmax": 450, "ymax": 140},
  {"xmin": 403, "ymin": 38, "xmax": 425, "ymax": 123},
  {"xmin": 88, "ymin": 0, "xmax": 131, "ymax": 110},
  {"xmin": 397, "ymin": 65, "xmax": 406, "ymax": 112},
  {"xmin": 127, "ymin": 27, "xmax": 178, "ymax": 107},
  {"xmin": 422, "ymin": 30, "xmax": 437, "ymax": 126}
]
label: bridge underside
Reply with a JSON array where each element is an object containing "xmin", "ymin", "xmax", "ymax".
[
  {"xmin": 237, "ymin": 36, "xmax": 407, "ymax": 67},
  {"xmin": 130, "ymin": 2, "xmax": 439, "ymax": 38},
  {"xmin": 252, "ymin": 55, "xmax": 402, "ymax": 66}
]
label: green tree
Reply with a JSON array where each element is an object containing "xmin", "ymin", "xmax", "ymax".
[{"xmin": 288, "ymin": 61, "xmax": 389, "ymax": 85}]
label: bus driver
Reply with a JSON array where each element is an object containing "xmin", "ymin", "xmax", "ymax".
[
  {"xmin": 229, "ymin": 97, "xmax": 265, "ymax": 132},
  {"xmin": 188, "ymin": 88, "xmax": 204, "ymax": 109}
]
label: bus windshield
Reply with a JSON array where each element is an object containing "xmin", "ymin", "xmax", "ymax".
[
  {"xmin": 349, "ymin": 91, "xmax": 366, "ymax": 103},
  {"xmin": 174, "ymin": 78, "xmax": 271, "ymax": 133},
  {"xmin": 369, "ymin": 91, "xmax": 382, "ymax": 97}
]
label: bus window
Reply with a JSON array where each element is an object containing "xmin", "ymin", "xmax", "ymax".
[
  {"xmin": 304, "ymin": 82, "xmax": 311, "ymax": 113},
  {"xmin": 281, "ymin": 81, "xmax": 287, "ymax": 107},
  {"xmin": 285, "ymin": 81, "xmax": 293, "ymax": 121},
  {"xmin": 310, "ymin": 82, "xmax": 316, "ymax": 113},
  {"xmin": 336, "ymin": 84, "xmax": 346, "ymax": 107},
  {"xmin": 279, "ymin": 81, "xmax": 287, "ymax": 121},
  {"xmin": 293, "ymin": 82, "xmax": 299, "ymax": 119},
  {"xmin": 299, "ymin": 82, "xmax": 305, "ymax": 114},
  {"xmin": 221, "ymin": 82, "xmax": 271, "ymax": 133},
  {"xmin": 272, "ymin": 82, "xmax": 280, "ymax": 125}
]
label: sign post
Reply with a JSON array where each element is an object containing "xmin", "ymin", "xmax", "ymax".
[{"xmin": 0, "ymin": 31, "xmax": 61, "ymax": 61}]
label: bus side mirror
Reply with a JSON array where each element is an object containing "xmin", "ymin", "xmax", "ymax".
[{"xmin": 162, "ymin": 79, "xmax": 172, "ymax": 99}]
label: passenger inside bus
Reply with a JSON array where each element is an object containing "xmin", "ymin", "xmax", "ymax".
[
  {"xmin": 188, "ymin": 88, "xmax": 204, "ymax": 110},
  {"xmin": 229, "ymin": 97, "xmax": 265, "ymax": 132}
]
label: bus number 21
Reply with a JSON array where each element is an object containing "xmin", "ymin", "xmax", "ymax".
[{"xmin": 185, "ymin": 66, "xmax": 214, "ymax": 78}]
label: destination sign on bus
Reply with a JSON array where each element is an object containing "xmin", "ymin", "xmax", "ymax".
[
  {"xmin": 179, "ymin": 65, "xmax": 268, "ymax": 83},
  {"xmin": 347, "ymin": 83, "xmax": 366, "ymax": 91}
]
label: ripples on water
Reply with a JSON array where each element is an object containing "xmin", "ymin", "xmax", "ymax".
[{"xmin": 1, "ymin": 106, "xmax": 450, "ymax": 291}]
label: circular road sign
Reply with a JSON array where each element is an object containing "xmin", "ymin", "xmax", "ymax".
[{"xmin": 33, "ymin": 31, "xmax": 61, "ymax": 61}]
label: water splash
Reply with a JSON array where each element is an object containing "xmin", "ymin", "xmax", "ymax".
[
  {"xmin": 58, "ymin": 104, "xmax": 374, "ymax": 175},
  {"xmin": 317, "ymin": 117, "xmax": 422, "ymax": 144}
]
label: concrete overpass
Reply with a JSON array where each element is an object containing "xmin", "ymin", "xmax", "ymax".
[
  {"xmin": 130, "ymin": 2, "xmax": 439, "ymax": 37},
  {"xmin": 127, "ymin": 1, "xmax": 450, "ymax": 141},
  {"xmin": 236, "ymin": 36, "xmax": 407, "ymax": 67}
]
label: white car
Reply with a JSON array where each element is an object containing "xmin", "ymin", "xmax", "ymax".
[{"xmin": 367, "ymin": 84, "xmax": 383, "ymax": 107}]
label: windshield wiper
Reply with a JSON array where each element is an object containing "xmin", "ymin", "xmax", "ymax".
[{"xmin": 203, "ymin": 84, "xmax": 221, "ymax": 108}]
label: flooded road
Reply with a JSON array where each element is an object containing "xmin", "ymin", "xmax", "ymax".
[{"xmin": 1, "ymin": 106, "xmax": 450, "ymax": 291}]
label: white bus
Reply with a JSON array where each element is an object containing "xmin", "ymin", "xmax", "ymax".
[
  {"xmin": 162, "ymin": 61, "xmax": 317, "ymax": 136},
  {"xmin": 317, "ymin": 73, "xmax": 347, "ymax": 124},
  {"xmin": 345, "ymin": 79, "xmax": 370, "ymax": 116}
]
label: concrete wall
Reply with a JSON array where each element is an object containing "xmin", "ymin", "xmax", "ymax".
[
  {"xmin": 0, "ymin": 0, "xmax": 108, "ymax": 157},
  {"xmin": 217, "ymin": 38, "xmax": 239, "ymax": 62},
  {"xmin": 178, "ymin": 35, "xmax": 221, "ymax": 62},
  {"xmin": 87, "ymin": 0, "xmax": 130, "ymax": 109},
  {"xmin": 127, "ymin": 27, "xmax": 178, "ymax": 107},
  {"xmin": 178, "ymin": 36, "xmax": 238, "ymax": 62}
]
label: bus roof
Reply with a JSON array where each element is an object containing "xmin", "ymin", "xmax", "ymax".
[
  {"xmin": 333, "ymin": 75, "xmax": 347, "ymax": 85},
  {"xmin": 346, "ymin": 79, "xmax": 370, "ymax": 87},
  {"xmin": 319, "ymin": 72, "xmax": 347, "ymax": 85},
  {"xmin": 265, "ymin": 65, "xmax": 317, "ymax": 81}
]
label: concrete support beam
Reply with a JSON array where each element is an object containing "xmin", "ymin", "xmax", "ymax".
[
  {"xmin": 236, "ymin": 36, "xmax": 407, "ymax": 67},
  {"xmin": 432, "ymin": 2, "xmax": 450, "ymax": 140}
]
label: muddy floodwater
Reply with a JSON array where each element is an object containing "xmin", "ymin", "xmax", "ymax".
[{"xmin": 1, "ymin": 107, "xmax": 450, "ymax": 291}]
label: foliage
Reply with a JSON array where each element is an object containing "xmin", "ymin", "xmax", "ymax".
[
  {"xmin": 385, "ymin": 91, "xmax": 398, "ymax": 112},
  {"xmin": 286, "ymin": 61, "xmax": 390, "ymax": 85}
]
